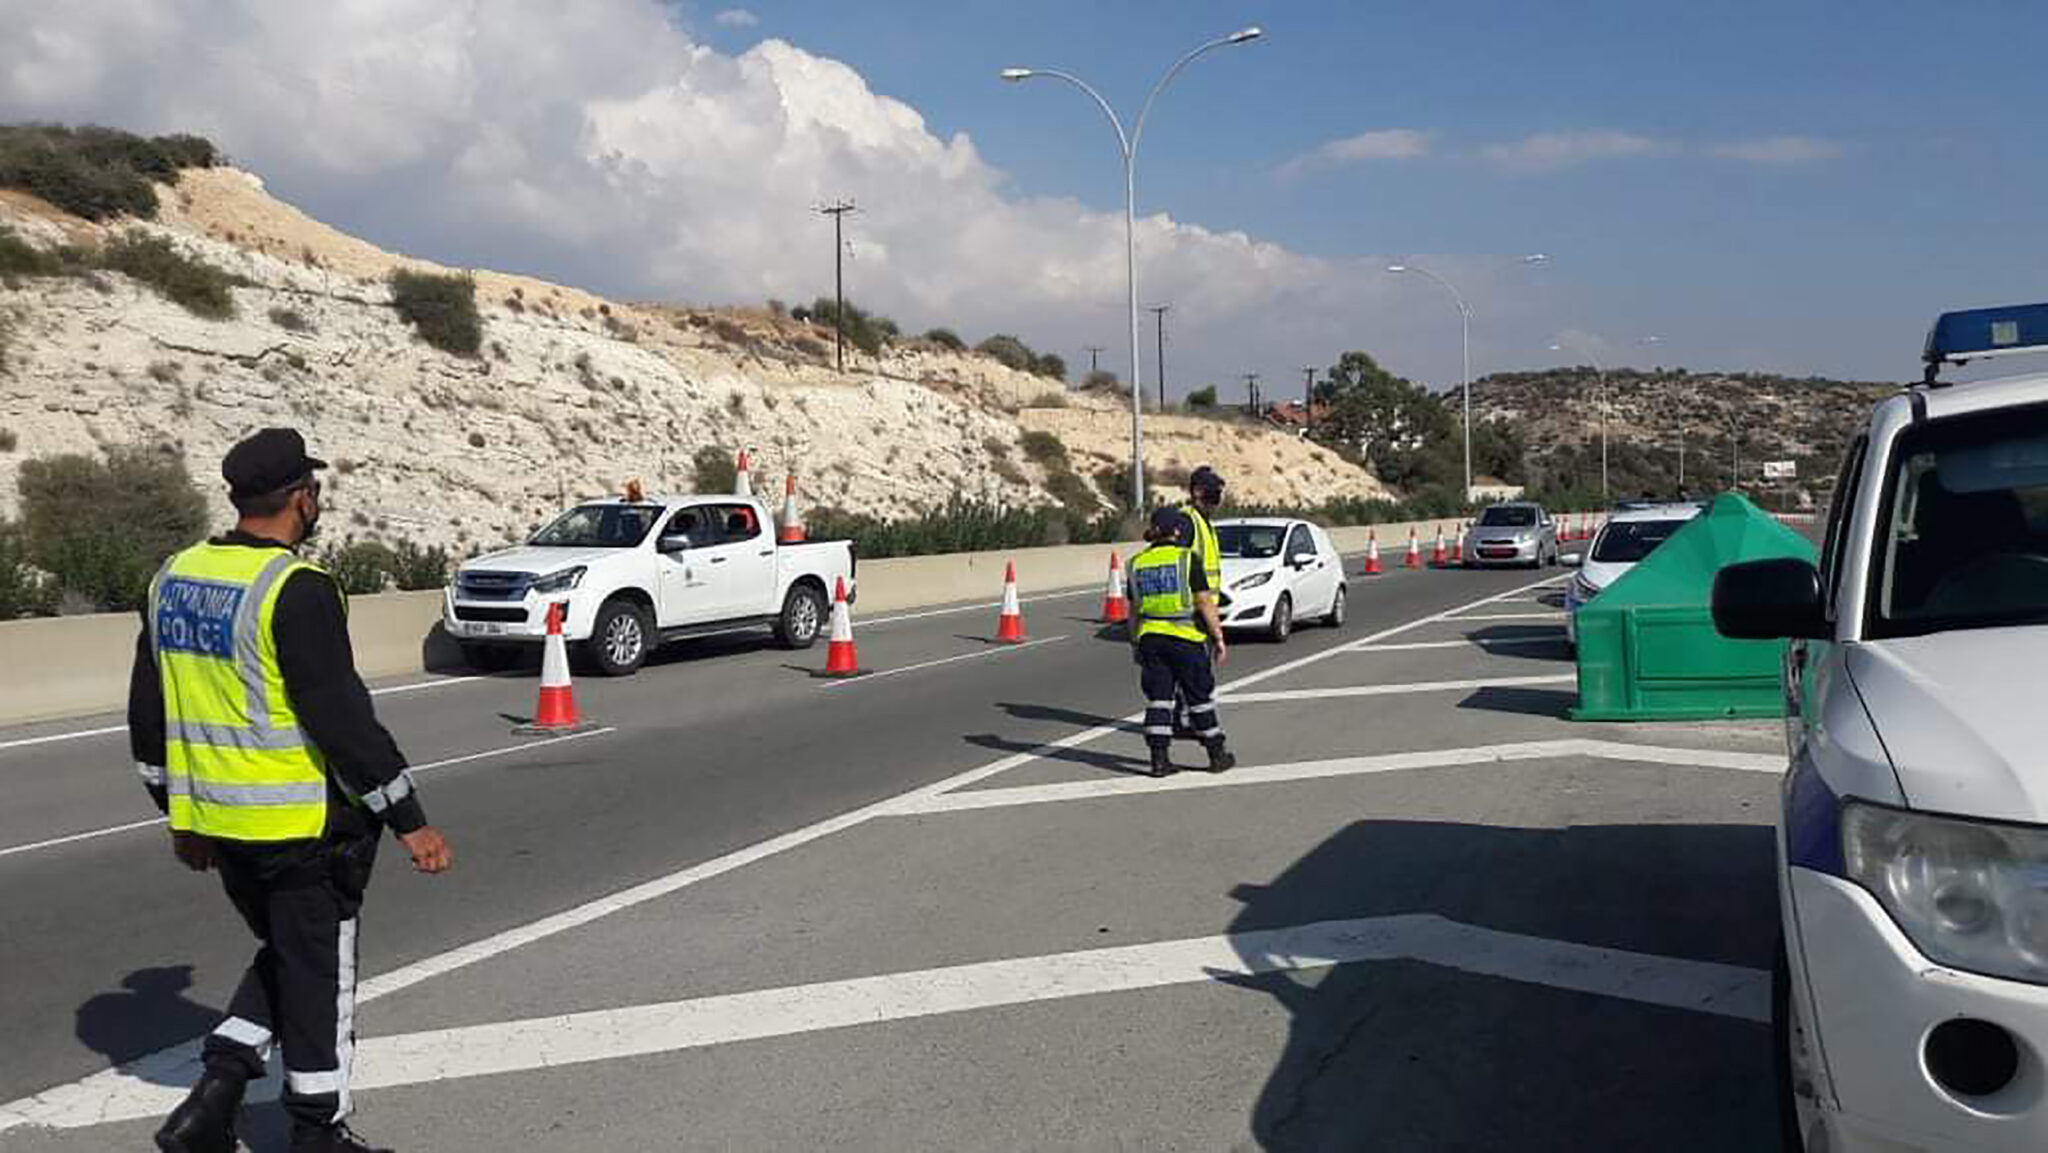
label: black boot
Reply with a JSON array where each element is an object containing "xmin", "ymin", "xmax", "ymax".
[
  {"xmin": 1204, "ymin": 740, "xmax": 1237, "ymax": 774},
  {"xmin": 1148, "ymin": 745, "xmax": 1176, "ymax": 778},
  {"xmin": 291, "ymin": 1122, "xmax": 394, "ymax": 1153},
  {"xmin": 154, "ymin": 1068, "xmax": 246, "ymax": 1153}
]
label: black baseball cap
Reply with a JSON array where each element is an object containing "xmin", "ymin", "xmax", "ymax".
[
  {"xmin": 1148, "ymin": 506, "xmax": 1194, "ymax": 545},
  {"xmin": 223, "ymin": 428, "xmax": 327, "ymax": 499}
]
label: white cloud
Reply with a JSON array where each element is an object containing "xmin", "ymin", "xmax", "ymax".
[
  {"xmin": 0, "ymin": 0, "xmax": 1536, "ymax": 394},
  {"xmin": 1276, "ymin": 128, "xmax": 1431, "ymax": 181},
  {"xmin": 1707, "ymin": 136, "xmax": 1843, "ymax": 165},
  {"xmin": 713, "ymin": 8, "xmax": 758, "ymax": 28},
  {"xmin": 1480, "ymin": 130, "xmax": 1671, "ymax": 173}
]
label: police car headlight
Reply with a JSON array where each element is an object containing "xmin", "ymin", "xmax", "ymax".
[
  {"xmin": 531, "ymin": 566, "xmax": 587, "ymax": 594},
  {"xmin": 1232, "ymin": 571, "xmax": 1273, "ymax": 592},
  {"xmin": 1845, "ymin": 802, "xmax": 2048, "ymax": 983}
]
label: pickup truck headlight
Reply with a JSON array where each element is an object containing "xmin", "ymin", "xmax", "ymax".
[
  {"xmin": 530, "ymin": 566, "xmax": 587, "ymax": 594},
  {"xmin": 1844, "ymin": 802, "xmax": 2048, "ymax": 983},
  {"xmin": 1232, "ymin": 571, "xmax": 1273, "ymax": 592}
]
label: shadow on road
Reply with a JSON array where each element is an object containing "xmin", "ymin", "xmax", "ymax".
[
  {"xmin": 1456, "ymin": 685, "xmax": 1578, "ymax": 719},
  {"xmin": 994, "ymin": 701, "xmax": 1142, "ymax": 735},
  {"xmin": 1216, "ymin": 819, "xmax": 1778, "ymax": 1151},
  {"xmin": 963, "ymin": 732, "xmax": 1152, "ymax": 775},
  {"xmin": 73, "ymin": 965, "xmax": 218, "ymax": 1084},
  {"xmin": 1465, "ymin": 625, "xmax": 1572, "ymax": 663}
]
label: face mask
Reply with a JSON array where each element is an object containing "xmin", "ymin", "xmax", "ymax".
[{"xmin": 296, "ymin": 489, "xmax": 323, "ymax": 544}]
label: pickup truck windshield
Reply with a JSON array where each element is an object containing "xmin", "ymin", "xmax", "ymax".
[
  {"xmin": 1591, "ymin": 519, "xmax": 1688, "ymax": 563},
  {"xmin": 1871, "ymin": 403, "xmax": 2048, "ymax": 638},
  {"xmin": 1478, "ymin": 506, "xmax": 1538, "ymax": 527},
  {"xmin": 1216, "ymin": 525, "xmax": 1285, "ymax": 560},
  {"xmin": 531, "ymin": 505, "xmax": 662, "ymax": 548}
]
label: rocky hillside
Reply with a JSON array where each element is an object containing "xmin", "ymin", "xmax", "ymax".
[
  {"xmin": 0, "ymin": 163, "xmax": 1388, "ymax": 555},
  {"xmin": 1470, "ymin": 367, "xmax": 1899, "ymax": 505}
]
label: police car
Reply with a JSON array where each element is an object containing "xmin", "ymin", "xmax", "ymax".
[{"xmin": 1713, "ymin": 303, "xmax": 2048, "ymax": 1152}]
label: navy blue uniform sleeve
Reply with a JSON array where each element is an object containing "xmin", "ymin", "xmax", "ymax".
[
  {"xmin": 271, "ymin": 568, "xmax": 428, "ymax": 835},
  {"xmin": 127, "ymin": 611, "xmax": 169, "ymax": 814}
]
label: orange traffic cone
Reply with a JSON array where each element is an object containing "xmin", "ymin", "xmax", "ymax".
[
  {"xmin": 515, "ymin": 602, "xmax": 597, "ymax": 735},
  {"xmin": 1403, "ymin": 528, "xmax": 1422, "ymax": 569},
  {"xmin": 1363, "ymin": 530, "xmax": 1383, "ymax": 575},
  {"xmin": 1430, "ymin": 525, "xmax": 1447, "ymax": 567},
  {"xmin": 822, "ymin": 577, "xmax": 861, "ymax": 676},
  {"xmin": 995, "ymin": 561, "xmax": 1026, "ymax": 643},
  {"xmin": 778, "ymin": 474, "xmax": 805, "ymax": 543},
  {"xmin": 1101, "ymin": 552, "xmax": 1130, "ymax": 623},
  {"xmin": 734, "ymin": 449, "xmax": 753, "ymax": 497}
]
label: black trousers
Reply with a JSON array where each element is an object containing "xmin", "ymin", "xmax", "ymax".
[
  {"xmin": 200, "ymin": 810, "xmax": 378, "ymax": 1128},
  {"xmin": 1138, "ymin": 633, "xmax": 1222, "ymax": 750}
]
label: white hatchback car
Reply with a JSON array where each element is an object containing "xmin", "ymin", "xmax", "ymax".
[
  {"xmin": 1714, "ymin": 302, "xmax": 2048, "ymax": 1153},
  {"xmin": 1563, "ymin": 502, "xmax": 1706, "ymax": 651},
  {"xmin": 1211, "ymin": 518, "xmax": 1347, "ymax": 642}
]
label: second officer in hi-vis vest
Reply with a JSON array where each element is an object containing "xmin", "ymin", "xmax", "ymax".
[
  {"xmin": 1129, "ymin": 506, "xmax": 1236, "ymax": 778},
  {"xmin": 135, "ymin": 428, "xmax": 453, "ymax": 1153}
]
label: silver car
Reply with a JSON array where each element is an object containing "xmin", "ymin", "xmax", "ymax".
[{"xmin": 1465, "ymin": 502, "xmax": 1560, "ymax": 568}]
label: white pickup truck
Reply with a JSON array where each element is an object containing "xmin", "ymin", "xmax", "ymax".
[{"xmin": 443, "ymin": 495, "xmax": 855, "ymax": 676}]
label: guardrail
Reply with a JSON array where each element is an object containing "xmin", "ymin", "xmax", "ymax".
[{"xmin": 0, "ymin": 513, "xmax": 1605, "ymax": 726}]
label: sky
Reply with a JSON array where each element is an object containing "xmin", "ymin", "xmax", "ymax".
[{"xmin": 4, "ymin": 0, "xmax": 2045, "ymax": 404}]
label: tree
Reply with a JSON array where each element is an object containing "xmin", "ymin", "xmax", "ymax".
[
  {"xmin": 1314, "ymin": 351, "xmax": 1456, "ymax": 487},
  {"xmin": 1031, "ymin": 352, "xmax": 1067, "ymax": 381},
  {"xmin": 18, "ymin": 447, "xmax": 208, "ymax": 611},
  {"xmin": 975, "ymin": 334, "xmax": 1037, "ymax": 373},
  {"xmin": 1186, "ymin": 385, "xmax": 1218, "ymax": 409},
  {"xmin": 1079, "ymin": 369, "xmax": 1121, "ymax": 395}
]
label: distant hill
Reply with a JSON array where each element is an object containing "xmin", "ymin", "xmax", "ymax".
[{"xmin": 1470, "ymin": 367, "xmax": 1898, "ymax": 509}]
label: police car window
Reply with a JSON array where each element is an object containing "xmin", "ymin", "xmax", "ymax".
[
  {"xmin": 1870, "ymin": 403, "xmax": 2048, "ymax": 637},
  {"xmin": 531, "ymin": 505, "xmax": 659, "ymax": 548},
  {"xmin": 1216, "ymin": 525, "xmax": 1285, "ymax": 559},
  {"xmin": 1818, "ymin": 436, "xmax": 1866, "ymax": 616}
]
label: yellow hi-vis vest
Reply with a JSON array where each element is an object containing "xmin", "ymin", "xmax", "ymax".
[
  {"xmin": 150, "ymin": 542, "xmax": 336, "ymax": 842},
  {"xmin": 1130, "ymin": 544, "xmax": 1208, "ymax": 644},
  {"xmin": 1181, "ymin": 503, "xmax": 1222, "ymax": 593}
]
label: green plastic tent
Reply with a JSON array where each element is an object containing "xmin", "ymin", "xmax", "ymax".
[{"xmin": 1571, "ymin": 493, "xmax": 1819, "ymax": 722}]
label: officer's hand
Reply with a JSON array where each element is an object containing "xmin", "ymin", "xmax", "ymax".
[
  {"xmin": 399, "ymin": 826, "xmax": 454, "ymax": 875},
  {"xmin": 1213, "ymin": 638, "xmax": 1229, "ymax": 667},
  {"xmin": 171, "ymin": 831, "xmax": 215, "ymax": 872}
]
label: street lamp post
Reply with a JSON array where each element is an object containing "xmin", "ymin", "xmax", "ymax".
[
  {"xmin": 1389, "ymin": 255, "xmax": 1547, "ymax": 503},
  {"xmin": 1002, "ymin": 25, "xmax": 1262, "ymax": 510},
  {"xmin": 1549, "ymin": 340, "xmax": 1609, "ymax": 499}
]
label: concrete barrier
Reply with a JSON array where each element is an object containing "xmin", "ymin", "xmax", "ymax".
[{"xmin": 0, "ymin": 511, "xmax": 1577, "ymax": 726}]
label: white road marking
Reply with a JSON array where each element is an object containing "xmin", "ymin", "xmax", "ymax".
[
  {"xmin": 1222, "ymin": 674, "xmax": 1575, "ymax": 705},
  {"xmin": 896, "ymin": 739, "xmax": 1783, "ymax": 815},
  {"xmin": 0, "ymin": 677, "xmax": 488, "ymax": 753},
  {"xmin": 859, "ymin": 588, "xmax": 1097, "ymax": 627},
  {"xmin": 0, "ymin": 728, "xmax": 617, "ymax": 861},
  {"xmin": 0, "ymin": 912, "xmax": 1765, "ymax": 1130},
  {"xmin": 819, "ymin": 635, "xmax": 1068, "ymax": 689},
  {"xmin": 1350, "ymin": 638, "xmax": 1560, "ymax": 653},
  {"xmin": 0, "ymin": 575, "xmax": 1565, "ymax": 1133},
  {"xmin": 1438, "ymin": 612, "xmax": 1565, "ymax": 622}
]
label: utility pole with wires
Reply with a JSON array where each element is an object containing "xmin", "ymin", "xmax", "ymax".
[
  {"xmin": 1301, "ymin": 367, "xmax": 1317, "ymax": 436},
  {"xmin": 1242, "ymin": 372, "xmax": 1261, "ymax": 417},
  {"xmin": 1147, "ymin": 305, "xmax": 1170, "ymax": 411},
  {"xmin": 1084, "ymin": 346, "xmax": 1107, "ymax": 375},
  {"xmin": 814, "ymin": 199, "xmax": 858, "ymax": 373}
]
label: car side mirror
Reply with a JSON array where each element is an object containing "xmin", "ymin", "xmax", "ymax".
[
  {"xmin": 1288, "ymin": 552, "xmax": 1314, "ymax": 568},
  {"xmin": 658, "ymin": 534, "xmax": 691, "ymax": 554},
  {"xmin": 1560, "ymin": 551, "xmax": 1583, "ymax": 568},
  {"xmin": 1712, "ymin": 558, "xmax": 1827, "ymax": 640}
]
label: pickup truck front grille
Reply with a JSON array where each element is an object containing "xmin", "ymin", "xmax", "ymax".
[
  {"xmin": 456, "ymin": 570, "xmax": 533, "ymax": 601},
  {"xmin": 453, "ymin": 605, "xmax": 530, "ymax": 623}
]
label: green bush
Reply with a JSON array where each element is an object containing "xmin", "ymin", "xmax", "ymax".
[
  {"xmin": 320, "ymin": 540, "xmax": 395, "ymax": 595},
  {"xmin": 390, "ymin": 540, "xmax": 451, "ymax": 591},
  {"xmin": 0, "ymin": 124, "xmax": 219, "ymax": 221},
  {"xmin": 1186, "ymin": 385, "xmax": 1218, "ymax": 409},
  {"xmin": 807, "ymin": 297, "xmax": 895, "ymax": 357},
  {"xmin": 18, "ymin": 446, "xmax": 209, "ymax": 612},
  {"xmin": 0, "ymin": 428, "xmax": 16, "ymax": 452},
  {"xmin": 692, "ymin": 445, "xmax": 738, "ymax": 493},
  {"xmin": 267, "ymin": 305, "xmax": 312, "ymax": 332},
  {"xmin": 975, "ymin": 334, "xmax": 1037, "ymax": 373},
  {"xmin": 0, "ymin": 519, "xmax": 51, "ymax": 620},
  {"xmin": 1018, "ymin": 430, "xmax": 1068, "ymax": 468},
  {"xmin": 99, "ymin": 232, "xmax": 240, "ymax": 319},
  {"xmin": 390, "ymin": 269, "xmax": 482, "ymax": 357},
  {"xmin": 923, "ymin": 327, "xmax": 966, "ymax": 351},
  {"xmin": 806, "ymin": 498, "xmax": 1121, "ymax": 560},
  {"xmin": 1032, "ymin": 353, "xmax": 1067, "ymax": 380}
]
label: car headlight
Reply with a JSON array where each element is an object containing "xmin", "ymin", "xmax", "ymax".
[
  {"xmin": 1844, "ymin": 802, "xmax": 2048, "ymax": 984},
  {"xmin": 530, "ymin": 566, "xmax": 587, "ymax": 594},
  {"xmin": 1231, "ymin": 571, "xmax": 1273, "ymax": 592},
  {"xmin": 1571, "ymin": 573, "xmax": 1602, "ymax": 601}
]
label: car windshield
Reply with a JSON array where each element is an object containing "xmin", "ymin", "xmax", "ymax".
[
  {"xmin": 1590, "ymin": 519, "xmax": 1689, "ymax": 563},
  {"xmin": 1478, "ymin": 506, "xmax": 1537, "ymax": 527},
  {"xmin": 1870, "ymin": 402, "xmax": 2048, "ymax": 638},
  {"xmin": 1216, "ymin": 525, "xmax": 1286, "ymax": 560},
  {"xmin": 530, "ymin": 504, "xmax": 661, "ymax": 548}
]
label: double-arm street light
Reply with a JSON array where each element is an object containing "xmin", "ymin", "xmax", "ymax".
[
  {"xmin": 1549, "ymin": 333, "xmax": 1663, "ymax": 501},
  {"xmin": 1003, "ymin": 25, "xmax": 1263, "ymax": 510},
  {"xmin": 1386, "ymin": 254, "xmax": 1548, "ymax": 502}
]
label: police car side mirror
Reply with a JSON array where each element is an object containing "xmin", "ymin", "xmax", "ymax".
[{"xmin": 1712, "ymin": 558, "xmax": 1827, "ymax": 640}]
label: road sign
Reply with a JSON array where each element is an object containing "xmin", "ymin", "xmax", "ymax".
[{"xmin": 1762, "ymin": 460, "xmax": 1798, "ymax": 481}]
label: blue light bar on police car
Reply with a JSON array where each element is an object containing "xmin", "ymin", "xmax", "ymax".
[{"xmin": 1924, "ymin": 302, "xmax": 2048, "ymax": 366}]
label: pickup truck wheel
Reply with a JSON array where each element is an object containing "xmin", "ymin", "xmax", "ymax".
[
  {"xmin": 460, "ymin": 643, "xmax": 521, "ymax": 673},
  {"xmin": 585, "ymin": 599, "xmax": 650, "ymax": 676},
  {"xmin": 774, "ymin": 583, "xmax": 827, "ymax": 650}
]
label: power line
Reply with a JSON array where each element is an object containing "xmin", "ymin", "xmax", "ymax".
[
  {"xmin": 1301, "ymin": 367, "xmax": 1317, "ymax": 435},
  {"xmin": 1147, "ymin": 305, "xmax": 1170, "ymax": 411},
  {"xmin": 1084, "ymin": 346, "xmax": 1107, "ymax": 375},
  {"xmin": 814, "ymin": 199, "xmax": 858, "ymax": 373}
]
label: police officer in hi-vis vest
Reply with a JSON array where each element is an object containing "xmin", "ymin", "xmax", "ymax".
[
  {"xmin": 134, "ymin": 428, "xmax": 452, "ymax": 1153},
  {"xmin": 1130, "ymin": 506, "xmax": 1237, "ymax": 778}
]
